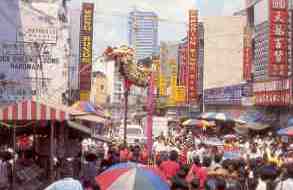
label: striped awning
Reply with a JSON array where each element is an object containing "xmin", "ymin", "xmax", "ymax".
[{"xmin": 0, "ymin": 100, "xmax": 70, "ymax": 121}]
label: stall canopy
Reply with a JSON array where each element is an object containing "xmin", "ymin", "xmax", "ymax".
[
  {"xmin": 236, "ymin": 111, "xmax": 275, "ymax": 130},
  {"xmin": 0, "ymin": 99, "xmax": 70, "ymax": 122}
]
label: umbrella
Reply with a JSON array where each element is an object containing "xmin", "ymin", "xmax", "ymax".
[
  {"xmin": 198, "ymin": 112, "xmax": 237, "ymax": 122},
  {"xmin": 277, "ymin": 126, "xmax": 293, "ymax": 136},
  {"xmin": 203, "ymin": 137, "xmax": 224, "ymax": 146},
  {"xmin": 71, "ymin": 101, "xmax": 108, "ymax": 118},
  {"xmin": 182, "ymin": 119, "xmax": 213, "ymax": 128},
  {"xmin": 106, "ymin": 162, "xmax": 145, "ymax": 171},
  {"xmin": 96, "ymin": 167, "xmax": 170, "ymax": 190},
  {"xmin": 223, "ymin": 134, "xmax": 237, "ymax": 139},
  {"xmin": 223, "ymin": 151, "xmax": 242, "ymax": 160}
]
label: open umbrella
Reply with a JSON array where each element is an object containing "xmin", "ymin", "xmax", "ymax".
[
  {"xmin": 203, "ymin": 137, "xmax": 224, "ymax": 146},
  {"xmin": 182, "ymin": 119, "xmax": 214, "ymax": 128},
  {"xmin": 96, "ymin": 167, "xmax": 170, "ymax": 190},
  {"xmin": 198, "ymin": 112, "xmax": 237, "ymax": 122},
  {"xmin": 223, "ymin": 134, "xmax": 237, "ymax": 139},
  {"xmin": 277, "ymin": 127, "xmax": 293, "ymax": 136}
]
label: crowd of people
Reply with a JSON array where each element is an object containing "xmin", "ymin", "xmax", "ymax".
[{"xmin": 99, "ymin": 129, "xmax": 293, "ymax": 190}]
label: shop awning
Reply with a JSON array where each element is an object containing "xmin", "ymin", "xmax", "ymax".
[
  {"xmin": 72, "ymin": 114, "xmax": 106, "ymax": 124},
  {"xmin": 67, "ymin": 121, "xmax": 110, "ymax": 142},
  {"xmin": 0, "ymin": 99, "xmax": 70, "ymax": 121}
]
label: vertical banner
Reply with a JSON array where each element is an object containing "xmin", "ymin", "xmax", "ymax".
[
  {"xmin": 269, "ymin": 0, "xmax": 289, "ymax": 77},
  {"xmin": 79, "ymin": 3, "xmax": 94, "ymax": 100},
  {"xmin": 187, "ymin": 10, "xmax": 198, "ymax": 104},
  {"xmin": 146, "ymin": 74, "xmax": 155, "ymax": 155},
  {"xmin": 243, "ymin": 26, "xmax": 252, "ymax": 80}
]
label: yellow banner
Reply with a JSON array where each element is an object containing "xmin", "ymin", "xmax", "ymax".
[
  {"xmin": 159, "ymin": 74, "xmax": 167, "ymax": 96},
  {"xmin": 175, "ymin": 86, "xmax": 186, "ymax": 103},
  {"xmin": 80, "ymin": 91, "xmax": 90, "ymax": 101}
]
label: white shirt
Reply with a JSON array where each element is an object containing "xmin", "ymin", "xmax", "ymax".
[{"xmin": 275, "ymin": 178, "xmax": 293, "ymax": 190}]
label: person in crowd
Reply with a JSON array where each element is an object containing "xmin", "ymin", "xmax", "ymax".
[
  {"xmin": 0, "ymin": 152, "xmax": 9, "ymax": 190},
  {"xmin": 160, "ymin": 150, "xmax": 180, "ymax": 181},
  {"xmin": 275, "ymin": 163, "xmax": 293, "ymax": 190}
]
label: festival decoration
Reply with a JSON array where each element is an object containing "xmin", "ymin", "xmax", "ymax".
[{"xmin": 103, "ymin": 46, "xmax": 152, "ymax": 87}]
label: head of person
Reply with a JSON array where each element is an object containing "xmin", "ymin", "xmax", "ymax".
[
  {"xmin": 202, "ymin": 156, "xmax": 212, "ymax": 168},
  {"xmin": 170, "ymin": 150, "xmax": 178, "ymax": 162},
  {"xmin": 170, "ymin": 177, "xmax": 189, "ymax": 190},
  {"xmin": 60, "ymin": 161, "xmax": 74, "ymax": 178},
  {"xmin": 193, "ymin": 156, "xmax": 201, "ymax": 166},
  {"xmin": 190, "ymin": 178, "xmax": 200, "ymax": 190},
  {"xmin": 214, "ymin": 154, "xmax": 222, "ymax": 164}
]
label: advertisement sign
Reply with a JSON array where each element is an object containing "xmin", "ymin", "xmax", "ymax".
[
  {"xmin": 269, "ymin": 0, "xmax": 289, "ymax": 77},
  {"xmin": 17, "ymin": 27, "xmax": 57, "ymax": 44},
  {"xmin": 159, "ymin": 74, "xmax": 166, "ymax": 96},
  {"xmin": 187, "ymin": 10, "xmax": 198, "ymax": 103},
  {"xmin": 0, "ymin": 1, "xmax": 68, "ymax": 104},
  {"xmin": 175, "ymin": 86, "xmax": 186, "ymax": 103},
  {"xmin": 253, "ymin": 78, "xmax": 292, "ymax": 105},
  {"xmin": 204, "ymin": 84, "xmax": 245, "ymax": 105},
  {"xmin": 178, "ymin": 42, "xmax": 188, "ymax": 86},
  {"xmin": 243, "ymin": 26, "xmax": 252, "ymax": 81},
  {"xmin": 79, "ymin": 3, "xmax": 94, "ymax": 100}
]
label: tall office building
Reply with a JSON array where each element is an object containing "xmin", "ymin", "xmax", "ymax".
[{"xmin": 128, "ymin": 9, "xmax": 159, "ymax": 61}]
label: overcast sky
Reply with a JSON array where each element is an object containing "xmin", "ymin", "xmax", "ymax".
[{"xmin": 69, "ymin": 0, "xmax": 245, "ymax": 57}]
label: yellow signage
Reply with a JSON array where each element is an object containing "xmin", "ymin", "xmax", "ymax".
[
  {"xmin": 159, "ymin": 74, "xmax": 167, "ymax": 96},
  {"xmin": 80, "ymin": 91, "xmax": 90, "ymax": 101},
  {"xmin": 175, "ymin": 86, "xmax": 186, "ymax": 103}
]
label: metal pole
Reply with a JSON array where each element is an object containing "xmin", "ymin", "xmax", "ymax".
[
  {"xmin": 50, "ymin": 121, "xmax": 54, "ymax": 182},
  {"xmin": 12, "ymin": 124, "xmax": 16, "ymax": 190},
  {"xmin": 123, "ymin": 89, "xmax": 129, "ymax": 146}
]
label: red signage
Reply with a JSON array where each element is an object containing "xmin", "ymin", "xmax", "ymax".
[
  {"xmin": 179, "ymin": 42, "xmax": 188, "ymax": 86},
  {"xmin": 253, "ymin": 79, "xmax": 292, "ymax": 106},
  {"xmin": 79, "ymin": 3, "xmax": 94, "ymax": 99},
  {"xmin": 187, "ymin": 10, "xmax": 198, "ymax": 103},
  {"xmin": 269, "ymin": 0, "xmax": 289, "ymax": 77},
  {"xmin": 243, "ymin": 26, "xmax": 252, "ymax": 81}
]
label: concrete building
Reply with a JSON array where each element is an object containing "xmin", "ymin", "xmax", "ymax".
[
  {"xmin": 128, "ymin": 9, "xmax": 159, "ymax": 60},
  {"xmin": 91, "ymin": 71, "xmax": 108, "ymax": 106},
  {"xmin": 202, "ymin": 16, "xmax": 246, "ymax": 89}
]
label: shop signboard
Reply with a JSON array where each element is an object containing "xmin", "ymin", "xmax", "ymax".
[
  {"xmin": 175, "ymin": 86, "xmax": 186, "ymax": 103},
  {"xmin": 243, "ymin": 26, "xmax": 253, "ymax": 81},
  {"xmin": 79, "ymin": 3, "xmax": 94, "ymax": 100},
  {"xmin": 268, "ymin": 0, "xmax": 289, "ymax": 77},
  {"xmin": 204, "ymin": 84, "xmax": 245, "ymax": 105},
  {"xmin": 179, "ymin": 42, "xmax": 188, "ymax": 86},
  {"xmin": 187, "ymin": 10, "xmax": 198, "ymax": 104},
  {"xmin": 253, "ymin": 78, "xmax": 292, "ymax": 105}
]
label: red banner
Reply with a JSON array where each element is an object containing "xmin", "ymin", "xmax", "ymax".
[
  {"xmin": 254, "ymin": 78, "xmax": 292, "ymax": 106},
  {"xmin": 243, "ymin": 26, "xmax": 252, "ymax": 81},
  {"xmin": 179, "ymin": 42, "xmax": 188, "ymax": 86},
  {"xmin": 187, "ymin": 10, "xmax": 198, "ymax": 103},
  {"xmin": 79, "ymin": 3, "xmax": 94, "ymax": 99},
  {"xmin": 269, "ymin": 0, "xmax": 289, "ymax": 77}
]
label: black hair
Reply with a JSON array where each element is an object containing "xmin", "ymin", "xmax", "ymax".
[
  {"xmin": 169, "ymin": 150, "xmax": 178, "ymax": 161},
  {"xmin": 202, "ymin": 156, "xmax": 212, "ymax": 168},
  {"xmin": 214, "ymin": 154, "xmax": 222, "ymax": 164},
  {"xmin": 193, "ymin": 156, "xmax": 201, "ymax": 166},
  {"xmin": 190, "ymin": 178, "xmax": 200, "ymax": 189}
]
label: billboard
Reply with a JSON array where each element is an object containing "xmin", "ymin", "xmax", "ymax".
[
  {"xmin": 178, "ymin": 41, "xmax": 188, "ymax": 86},
  {"xmin": 187, "ymin": 10, "xmax": 198, "ymax": 104},
  {"xmin": 0, "ymin": 1, "xmax": 68, "ymax": 104},
  {"xmin": 79, "ymin": 3, "xmax": 94, "ymax": 100},
  {"xmin": 268, "ymin": 0, "xmax": 289, "ymax": 77},
  {"xmin": 243, "ymin": 26, "xmax": 253, "ymax": 81},
  {"xmin": 253, "ymin": 78, "xmax": 292, "ymax": 105},
  {"xmin": 204, "ymin": 84, "xmax": 245, "ymax": 105}
]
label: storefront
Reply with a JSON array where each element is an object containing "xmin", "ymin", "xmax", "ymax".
[{"xmin": 204, "ymin": 83, "xmax": 253, "ymax": 117}]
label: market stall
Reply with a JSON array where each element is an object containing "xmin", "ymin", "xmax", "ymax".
[{"xmin": 0, "ymin": 99, "xmax": 71, "ymax": 190}]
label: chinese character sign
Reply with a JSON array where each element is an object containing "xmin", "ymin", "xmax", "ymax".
[
  {"xmin": 243, "ymin": 26, "xmax": 252, "ymax": 81},
  {"xmin": 79, "ymin": 3, "xmax": 94, "ymax": 100},
  {"xmin": 187, "ymin": 10, "xmax": 198, "ymax": 104},
  {"xmin": 269, "ymin": 0, "xmax": 289, "ymax": 77}
]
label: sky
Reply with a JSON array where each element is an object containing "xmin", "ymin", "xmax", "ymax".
[{"xmin": 69, "ymin": 0, "xmax": 245, "ymax": 58}]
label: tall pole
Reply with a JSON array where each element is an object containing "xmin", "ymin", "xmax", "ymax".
[{"xmin": 123, "ymin": 88, "xmax": 129, "ymax": 146}]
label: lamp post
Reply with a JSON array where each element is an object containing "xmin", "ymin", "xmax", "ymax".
[{"xmin": 123, "ymin": 86, "xmax": 129, "ymax": 146}]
